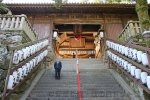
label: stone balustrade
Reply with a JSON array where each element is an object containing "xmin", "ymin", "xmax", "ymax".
[
  {"xmin": 117, "ymin": 21, "xmax": 141, "ymax": 43},
  {"xmin": 0, "ymin": 14, "xmax": 37, "ymax": 41}
]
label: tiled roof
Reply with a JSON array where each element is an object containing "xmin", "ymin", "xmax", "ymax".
[
  {"xmin": 3, "ymin": 1, "xmax": 150, "ymax": 15},
  {"xmin": 2, "ymin": 0, "xmax": 137, "ymax": 4}
]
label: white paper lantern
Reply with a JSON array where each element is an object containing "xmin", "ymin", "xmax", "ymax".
[
  {"xmin": 107, "ymin": 41, "xmax": 110, "ymax": 47},
  {"xmin": 121, "ymin": 59, "xmax": 125, "ymax": 68},
  {"xmin": 34, "ymin": 44, "xmax": 37, "ymax": 52},
  {"xmin": 124, "ymin": 47, "xmax": 129, "ymax": 56},
  {"xmin": 140, "ymin": 72, "xmax": 148, "ymax": 84},
  {"xmin": 115, "ymin": 44, "xmax": 118, "ymax": 51},
  {"xmin": 22, "ymin": 48, "xmax": 27, "ymax": 60},
  {"xmin": 132, "ymin": 49, "xmax": 137, "ymax": 60},
  {"xmin": 141, "ymin": 53, "xmax": 149, "ymax": 66},
  {"xmin": 13, "ymin": 50, "xmax": 19, "ymax": 64},
  {"xmin": 106, "ymin": 41, "xmax": 109, "ymax": 47},
  {"xmin": 119, "ymin": 45, "xmax": 122, "ymax": 53},
  {"xmin": 22, "ymin": 65, "xmax": 27, "ymax": 76},
  {"xmin": 113, "ymin": 43, "xmax": 116, "ymax": 50},
  {"xmin": 29, "ymin": 46, "xmax": 33, "ymax": 55},
  {"xmin": 131, "ymin": 66, "xmax": 136, "ymax": 76},
  {"xmin": 110, "ymin": 42, "xmax": 113, "ymax": 49},
  {"xmin": 44, "ymin": 50, "xmax": 48, "ymax": 57},
  {"xmin": 53, "ymin": 31, "xmax": 57, "ymax": 37},
  {"xmin": 121, "ymin": 46, "xmax": 125, "ymax": 55},
  {"xmin": 116, "ymin": 56, "xmax": 120, "ymax": 64},
  {"xmin": 135, "ymin": 69, "xmax": 141, "ymax": 79},
  {"xmin": 45, "ymin": 39, "xmax": 49, "ymax": 46},
  {"xmin": 31, "ymin": 45, "xmax": 34, "ymax": 54},
  {"xmin": 17, "ymin": 50, "xmax": 23, "ymax": 62},
  {"xmin": 137, "ymin": 51, "xmax": 143, "ymax": 63},
  {"xmin": 37, "ymin": 43, "xmax": 40, "ymax": 51},
  {"xmin": 146, "ymin": 76, "xmax": 150, "ymax": 89},
  {"xmin": 31, "ymin": 59, "xmax": 35, "ymax": 68},
  {"xmin": 99, "ymin": 31, "xmax": 104, "ymax": 38},
  {"xmin": 128, "ymin": 48, "xmax": 133, "ymax": 58},
  {"xmin": 26, "ymin": 63, "xmax": 30, "ymax": 74},
  {"xmin": 123, "ymin": 61, "xmax": 128, "ymax": 70},
  {"xmin": 113, "ymin": 55, "xmax": 117, "ymax": 62},
  {"xmin": 29, "ymin": 60, "xmax": 33, "ymax": 70},
  {"xmin": 17, "ymin": 68, "xmax": 23, "ymax": 80},
  {"xmin": 127, "ymin": 63, "xmax": 132, "ymax": 72},
  {"xmin": 12, "ymin": 71, "xmax": 18, "ymax": 83},
  {"xmin": 7, "ymin": 75, "xmax": 14, "ymax": 90},
  {"xmin": 21, "ymin": 65, "xmax": 25, "ymax": 78},
  {"xmin": 26, "ymin": 47, "xmax": 30, "ymax": 57}
]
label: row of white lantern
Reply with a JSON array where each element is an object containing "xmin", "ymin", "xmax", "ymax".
[
  {"xmin": 59, "ymin": 51, "xmax": 94, "ymax": 54},
  {"xmin": 107, "ymin": 50, "xmax": 150, "ymax": 89},
  {"xmin": 106, "ymin": 40, "xmax": 149, "ymax": 66},
  {"xmin": 13, "ymin": 39, "xmax": 49, "ymax": 64},
  {"xmin": 7, "ymin": 49, "xmax": 48, "ymax": 89}
]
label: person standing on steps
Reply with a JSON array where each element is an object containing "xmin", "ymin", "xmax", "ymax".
[
  {"xmin": 73, "ymin": 53, "xmax": 76, "ymax": 58},
  {"xmin": 54, "ymin": 58, "xmax": 62, "ymax": 80}
]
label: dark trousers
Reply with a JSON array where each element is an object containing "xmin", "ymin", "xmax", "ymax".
[{"xmin": 55, "ymin": 68, "xmax": 61, "ymax": 79}]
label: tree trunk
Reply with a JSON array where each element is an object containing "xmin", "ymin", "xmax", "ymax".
[
  {"xmin": 136, "ymin": 0, "xmax": 150, "ymax": 33},
  {"xmin": 136, "ymin": 0, "xmax": 150, "ymax": 47}
]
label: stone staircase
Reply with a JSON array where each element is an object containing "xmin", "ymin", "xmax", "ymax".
[{"xmin": 25, "ymin": 59, "xmax": 131, "ymax": 100}]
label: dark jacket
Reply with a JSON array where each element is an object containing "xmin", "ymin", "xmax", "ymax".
[{"xmin": 54, "ymin": 61, "xmax": 62, "ymax": 69}]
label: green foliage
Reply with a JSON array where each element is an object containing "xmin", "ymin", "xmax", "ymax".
[
  {"xmin": 139, "ymin": 0, "xmax": 147, "ymax": 5},
  {"xmin": 108, "ymin": 0, "xmax": 114, "ymax": 3},
  {"xmin": 141, "ymin": 6, "xmax": 148, "ymax": 11},
  {"xmin": 136, "ymin": 5, "xmax": 148, "ymax": 12},
  {"xmin": 135, "ymin": 4, "xmax": 140, "ymax": 12},
  {"xmin": 115, "ymin": 0, "xmax": 121, "ymax": 2},
  {"xmin": 0, "ymin": 1, "xmax": 7, "ymax": 13},
  {"xmin": 142, "ymin": 19, "xmax": 150, "ymax": 25},
  {"xmin": 53, "ymin": 0, "xmax": 67, "ymax": 9}
]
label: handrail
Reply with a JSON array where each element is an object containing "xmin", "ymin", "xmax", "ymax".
[
  {"xmin": 107, "ymin": 38, "xmax": 150, "ymax": 52},
  {"xmin": 2, "ymin": 37, "xmax": 49, "ymax": 100},
  {"xmin": 106, "ymin": 38, "xmax": 150, "ymax": 95},
  {"xmin": 117, "ymin": 21, "xmax": 141, "ymax": 42}
]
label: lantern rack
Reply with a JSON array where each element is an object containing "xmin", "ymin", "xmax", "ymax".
[
  {"xmin": 106, "ymin": 38, "xmax": 150, "ymax": 95},
  {"xmin": 2, "ymin": 37, "xmax": 49, "ymax": 100}
]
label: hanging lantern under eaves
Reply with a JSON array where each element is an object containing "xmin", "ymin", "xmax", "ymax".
[{"xmin": 53, "ymin": 31, "xmax": 58, "ymax": 38}]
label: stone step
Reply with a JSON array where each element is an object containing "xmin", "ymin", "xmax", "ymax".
[
  {"xmin": 28, "ymin": 92, "xmax": 78, "ymax": 98},
  {"xmin": 33, "ymin": 87, "xmax": 78, "ymax": 90},
  {"xmin": 82, "ymin": 97, "xmax": 129, "ymax": 100},
  {"xmin": 35, "ymin": 84, "xmax": 77, "ymax": 87},
  {"xmin": 35, "ymin": 84, "xmax": 120, "ymax": 87},
  {"xmin": 26, "ymin": 96, "xmax": 129, "ymax": 100},
  {"xmin": 28, "ymin": 90, "xmax": 126, "ymax": 98},
  {"xmin": 33, "ymin": 87, "xmax": 122, "ymax": 91},
  {"xmin": 26, "ymin": 97, "xmax": 78, "ymax": 100},
  {"xmin": 26, "ymin": 59, "xmax": 130, "ymax": 100},
  {"xmin": 40, "ymin": 76, "xmax": 77, "ymax": 78},
  {"xmin": 30, "ymin": 90, "xmax": 77, "ymax": 93},
  {"xmin": 81, "ymin": 87, "xmax": 123, "ymax": 90},
  {"xmin": 36, "ymin": 81, "xmax": 77, "ymax": 85},
  {"xmin": 36, "ymin": 79, "xmax": 118, "ymax": 83}
]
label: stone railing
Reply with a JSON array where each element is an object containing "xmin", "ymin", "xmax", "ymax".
[
  {"xmin": 117, "ymin": 21, "xmax": 141, "ymax": 43},
  {"xmin": 0, "ymin": 14, "xmax": 37, "ymax": 41}
]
